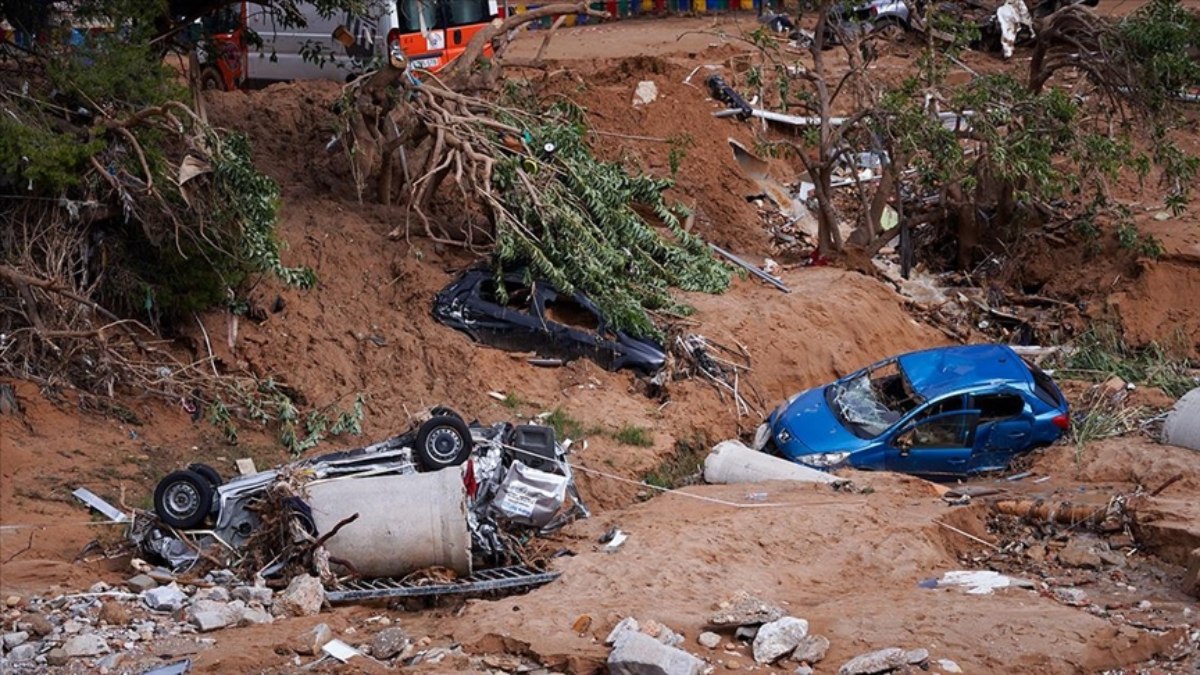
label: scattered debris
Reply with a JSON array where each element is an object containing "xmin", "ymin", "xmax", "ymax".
[
  {"xmin": 838, "ymin": 646, "xmax": 929, "ymax": 675},
  {"xmin": 708, "ymin": 243, "xmax": 791, "ymax": 293},
  {"xmin": 71, "ymin": 487, "xmax": 129, "ymax": 523},
  {"xmin": 671, "ymin": 335, "xmax": 764, "ymax": 418},
  {"xmin": 925, "ymin": 570, "xmax": 1035, "ymax": 595},
  {"xmin": 276, "ymin": 575, "xmax": 326, "ymax": 617},
  {"xmin": 793, "ymin": 633, "xmax": 831, "ymax": 664},
  {"xmin": 321, "ymin": 638, "xmax": 361, "ymax": 663},
  {"xmin": 708, "ymin": 591, "xmax": 786, "ymax": 627},
  {"xmin": 632, "ymin": 80, "xmax": 659, "ymax": 106},
  {"xmin": 608, "ymin": 626, "xmax": 705, "ymax": 675}
]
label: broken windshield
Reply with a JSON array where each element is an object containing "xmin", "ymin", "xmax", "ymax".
[{"xmin": 827, "ymin": 360, "xmax": 922, "ymax": 438}]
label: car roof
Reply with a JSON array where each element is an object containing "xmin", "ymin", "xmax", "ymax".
[{"xmin": 896, "ymin": 344, "xmax": 1031, "ymax": 401}]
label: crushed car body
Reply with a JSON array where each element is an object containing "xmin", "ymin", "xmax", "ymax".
[
  {"xmin": 433, "ymin": 265, "xmax": 666, "ymax": 374},
  {"xmin": 755, "ymin": 344, "xmax": 1070, "ymax": 477},
  {"xmin": 142, "ymin": 408, "xmax": 588, "ymax": 585}
]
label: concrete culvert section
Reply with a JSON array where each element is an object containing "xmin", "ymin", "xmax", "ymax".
[
  {"xmin": 306, "ymin": 469, "xmax": 472, "ymax": 579},
  {"xmin": 1163, "ymin": 387, "xmax": 1200, "ymax": 452}
]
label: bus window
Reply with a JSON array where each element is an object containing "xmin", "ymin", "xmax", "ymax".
[
  {"xmin": 445, "ymin": 0, "xmax": 487, "ymax": 26},
  {"xmin": 399, "ymin": 0, "xmax": 439, "ymax": 31}
]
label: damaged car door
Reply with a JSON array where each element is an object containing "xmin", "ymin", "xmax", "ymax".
[
  {"xmin": 884, "ymin": 395, "xmax": 980, "ymax": 476},
  {"xmin": 968, "ymin": 391, "xmax": 1035, "ymax": 472}
]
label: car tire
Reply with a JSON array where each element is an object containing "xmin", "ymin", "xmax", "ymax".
[
  {"xmin": 414, "ymin": 415, "xmax": 473, "ymax": 471},
  {"xmin": 199, "ymin": 67, "xmax": 225, "ymax": 92},
  {"xmin": 154, "ymin": 470, "xmax": 214, "ymax": 530},
  {"xmin": 188, "ymin": 463, "xmax": 223, "ymax": 488}
]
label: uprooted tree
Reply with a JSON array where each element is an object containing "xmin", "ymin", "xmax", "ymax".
[
  {"xmin": 0, "ymin": 0, "xmax": 372, "ymax": 451},
  {"xmin": 739, "ymin": 0, "xmax": 1199, "ymax": 267},
  {"xmin": 340, "ymin": 3, "xmax": 731, "ymax": 339}
]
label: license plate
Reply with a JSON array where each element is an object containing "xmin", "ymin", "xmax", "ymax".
[{"xmin": 411, "ymin": 57, "xmax": 439, "ymax": 70}]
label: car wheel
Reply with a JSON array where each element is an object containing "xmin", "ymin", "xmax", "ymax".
[
  {"xmin": 154, "ymin": 470, "xmax": 214, "ymax": 530},
  {"xmin": 414, "ymin": 415, "xmax": 473, "ymax": 471},
  {"xmin": 188, "ymin": 463, "xmax": 223, "ymax": 488},
  {"xmin": 199, "ymin": 67, "xmax": 225, "ymax": 92},
  {"xmin": 874, "ymin": 20, "xmax": 906, "ymax": 41}
]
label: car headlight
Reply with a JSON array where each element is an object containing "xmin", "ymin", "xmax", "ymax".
[
  {"xmin": 754, "ymin": 423, "xmax": 772, "ymax": 450},
  {"xmin": 802, "ymin": 451, "xmax": 850, "ymax": 467}
]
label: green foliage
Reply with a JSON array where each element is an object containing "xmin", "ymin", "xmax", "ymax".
[
  {"xmin": 1119, "ymin": 0, "xmax": 1200, "ymax": 108},
  {"xmin": 0, "ymin": 117, "xmax": 105, "ymax": 193},
  {"xmin": 613, "ymin": 424, "xmax": 654, "ymax": 447},
  {"xmin": 666, "ymin": 133, "xmax": 695, "ymax": 179},
  {"xmin": 1057, "ymin": 325, "xmax": 1195, "ymax": 399},
  {"xmin": 543, "ymin": 407, "xmax": 603, "ymax": 440},
  {"xmin": 490, "ymin": 98, "xmax": 730, "ymax": 338},
  {"xmin": 642, "ymin": 434, "xmax": 707, "ymax": 489}
]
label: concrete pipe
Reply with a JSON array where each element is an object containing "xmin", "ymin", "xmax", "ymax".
[
  {"xmin": 305, "ymin": 469, "xmax": 471, "ymax": 579},
  {"xmin": 1163, "ymin": 387, "xmax": 1200, "ymax": 452},
  {"xmin": 703, "ymin": 440, "xmax": 847, "ymax": 485}
]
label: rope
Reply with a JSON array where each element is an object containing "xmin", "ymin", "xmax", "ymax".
[{"xmin": 569, "ymin": 462, "xmax": 861, "ymax": 510}]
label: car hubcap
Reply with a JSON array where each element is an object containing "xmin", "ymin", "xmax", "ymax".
[
  {"xmin": 426, "ymin": 428, "xmax": 463, "ymax": 463},
  {"xmin": 166, "ymin": 483, "xmax": 199, "ymax": 518}
]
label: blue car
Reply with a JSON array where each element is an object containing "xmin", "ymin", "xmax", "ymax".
[{"xmin": 754, "ymin": 344, "xmax": 1070, "ymax": 477}]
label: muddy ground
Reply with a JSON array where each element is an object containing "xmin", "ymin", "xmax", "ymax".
[{"xmin": 3, "ymin": 8, "xmax": 1200, "ymax": 675}]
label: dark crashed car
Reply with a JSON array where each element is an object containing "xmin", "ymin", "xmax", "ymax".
[{"xmin": 433, "ymin": 266, "xmax": 666, "ymax": 374}]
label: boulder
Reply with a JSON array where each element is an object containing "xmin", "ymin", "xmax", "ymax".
[
  {"xmin": 7, "ymin": 643, "xmax": 36, "ymax": 662},
  {"xmin": 232, "ymin": 586, "xmax": 274, "ymax": 606},
  {"xmin": 293, "ymin": 623, "xmax": 334, "ymax": 656},
  {"xmin": 608, "ymin": 630, "xmax": 705, "ymax": 675},
  {"xmin": 125, "ymin": 575, "xmax": 158, "ymax": 593},
  {"xmin": 239, "ymin": 606, "xmax": 274, "ymax": 626},
  {"xmin": 632, "ymin": 81, "xmax": 658, "ymax": 107},
  {"xmin": 752, "ymin": 617, "xmax": 809, "ymax": 664},
  {"xmin": 63, "ymin": 633, "xmax": 108, "ymax": 657},
  {"xmin": 2, "ymin": 631, "xmax": 29, "ymax": 649},
  {"xmin": 276, "ymin": 575, "xmax": 325, "ymax": 617},
  {"xmin": 46, "ymin": 648, "xmax": 69, "ymax": 666},
  {"xmin": 697, "ymin": 632, "xmax": 721, "ymax": 649},
  {"xmin": 187, "ymin": 600, "xmax": 241, "ymax": 632},
  {"xmin": 372, "ymin": 627, "xmax": 411, "ymax": 660},
  {"xmin": 838, "ymin": 647, "xmax": 907, "ymax": 675},
  {"xmin": 142, "ymin": 583, "xmax": 188, "ymax": 612},
  {"xmin": 792, "ymin": 634, "xmax": 830, "ymax": 664}
]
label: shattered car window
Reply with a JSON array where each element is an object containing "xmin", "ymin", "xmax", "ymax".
[{"xmin": 828, "ymin": 360, "xmax": 921, "ymax": 438}]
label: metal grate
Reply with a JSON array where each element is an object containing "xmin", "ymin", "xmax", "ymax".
[{"xmin": 325, "ymin": 565, "xmax": 560, "ymax": 603}]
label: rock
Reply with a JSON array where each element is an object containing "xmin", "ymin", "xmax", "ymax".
[
  {"xmin": 294, "ymin": 623, "xmax": 333, "ymax": 656},
  {"xmin": 1053, "ymin": 587, "xmax": 1089, "ymax": 606},
  {"xmin": 572, "ymin": 614, "xmax": 592, "ymax": 634},
  {"xmin": 97, "ymin": 653, "xmax": 124, "ymax": 670},
  {"xmin": 63, "ymin": 633, "xmax": 109, "ymax": 657},
  {"xmin": 239, "ymin": 606, "xmax": 274, "ymax": 626},
  {"xmin": 276, "ymin": 575, "xmax": 325, "ymax": 617},
  {"xmin": 735, "ymin": 625, "xmax": 758, "ymax": 641},
  {"xmin": 232, "ymin": 586, "xmax": 273, "ymax": 606},
  {"xmin": 46, "ymin": 648, "xmax": 69, "ymax": 666},
  {"xmin": 708, "ymin": 592, "xmax": 785, "ymax": 627},
  {"xmin": 1057, "ymin": 539, "xmax": 1103, "ymax": 569},
  {"xmin": 63, "ymin": 619, "xmax": 85, "ymax": 634},
  {"xmin": 791, "ymin": 634, "xmax": 830, "ymax": 664},
  {"xmin": 2, "ymin": 631, "xmax": 29, "ymax": 649},
  {"xmin": 698, "ymin": 632, "xmax": 722, "ymax": 649},
  {"xmin": 937, "ymin": 658, "xmax": 963, "ymax": 673},
  {"xmin": 632, "ymin": 81, "xmax": 658, "ymax": 107},
  {"xmin": 904, "ymin": 648, "xmax": 929, "ymax": 665},
  {"xmin": 838, "ymin": 647, "xmax": 907, "ymax": 675},
  {"xmin": 5, "ymin": 596, "xmax": 22, "ymax": 608},
  {"xmin": 795, "ymin": 667, "xmax": 815, "ymax": 675},
  {"xmin": 194, "ymin": 586, "xmax": 231, "ymax": 603},
  {"xmin": 641, "ymin": 619, "xmax": 683, "ymax": 647},
  {"xmin": 372, "ymin": 627, "xmax": 411, "ymax": 660},
  {"xmin": 607, "ymin": 630, "xmax": 705, "ymax": 675},
  {"xmin": 187, "ymin": 600, "xmax": 240, "ymax": 632},
  {"xmin": 89, "ymin": 582, "xmax": 111, "ymax": 593},
  {"xmin": 24, "ymin": 613, "xmax": 53, "ymax": 637},
  {"xmin": 143, "ymin": 583, "xmax": 188, "ymax": 612},
  {"xmin": 752, "ymin": 617, "xmax": 809, "ymax": 664},
  {"xmin": 1183, "ymin": 547, "xmax": 1200, "ymax": 598},
  {"xmin": 98, "ymin": 600, "xmax": 130, "ymax": 626},
  {"xmin": 606, "ymin": 617, "xmax": 640, "ymax": 645},
  {"xmin": 126, "ymin": 574, "xmax": 158, "ymax": 593},
  {"xmin": 8, "ymin": 643, "xmax": 36, "ymax": 662}
]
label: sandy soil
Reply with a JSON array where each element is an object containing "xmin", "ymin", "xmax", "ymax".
[{"xmin": 3, "ymin": 10, "xmax": 1200, "ymax": 675}]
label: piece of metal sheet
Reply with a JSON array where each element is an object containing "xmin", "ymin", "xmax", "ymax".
[
  {"xmin": 325, "ymin": 565, "xmax": 560, "ymax": 603},
  {"xmin": 72, "ymin": 487, "xmax": 129, "ymax": 523}
]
